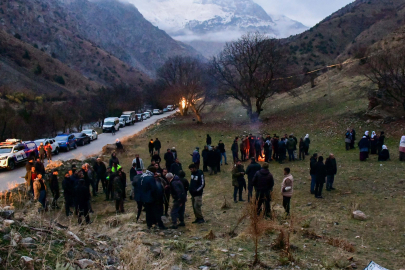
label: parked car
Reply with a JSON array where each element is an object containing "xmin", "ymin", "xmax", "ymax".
[
  {"xmin": 34, "ymin": 138, "xmax": 60, "ymax": 155},
  {"xmin": 141, "ymin": 113, "xmax": 147, "ymax": 120},
  {"xmin": 146, "ymin": 109, "xmax": 153, "ymax": 116},
  {"xmin": 73, "ymin": 133, "xmax": 91, "ymax": 146},
  {"xmin": 55, "ymin": 134, "xmax": 77, "ymax": 151},
  {"xmin": 82, "ymin": 129, "xmax": 98, "ymax": 140},
  {"xmin": 0, "ymin": 139, "xmax": 38, "ymax": 170},
  {"xmin": 167, "ymin": 105, "xmax": 174, "ymax": 111},
  {"xmin": 163, "ymin": 108, "xmax": 169, "ymax": 113},
  {"xmin": 144, "ymin": 112, "xmax": 151, "ymax": 118},
  {"xmin": 119, "ymin": 118, "xmax": 126, "ymax": 128},
  {"xmin": 135, "ymin": 114, "xmax": 143, "ymax": 122},
  {"xmin": 153, "ymin": 109, "xmax": 161, "ymax": 115},
  {"xmin": 103, "ymin": 117, "xmax": 120, "ymax": 133},
  {"xmin": 122, "ymin": 111, "xmax": 136, "ymax": 125}
]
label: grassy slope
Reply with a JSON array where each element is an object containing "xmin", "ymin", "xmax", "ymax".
[
  {"xmin": 3, "ymin": 62, "xmax": 404, "ymax": 269},
  {"xmin": 92, "ymin": 62, "xmax": 403, "ymax": 268}
]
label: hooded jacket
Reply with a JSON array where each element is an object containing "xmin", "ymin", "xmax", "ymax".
[
  {"xmin": 170, "ymin": 176, "xmax": 187, "ymax": 203},
  {"xmin": 252, "ymin": 168, "xmax": 274, "ymax": 192},
  {"xmin": 192, "ymin": 150, "xmax": 200, "ymax": 163},
  {"xmin": 189, "ymin": 169, "xmax": 205, "ymax": 197},
  {"xmin": 139, "ymin": 171, "xmax": 157, "ymax": 203},
  {"xmin": 245, "ymin": 161, "xmax": 261, "ymax": 182}
]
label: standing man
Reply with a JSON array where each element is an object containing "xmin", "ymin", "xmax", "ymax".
[
  {"xmin": 114, "ymin": 170, "xmax": 125, "ymax": 213},
  {"xmin": 192, "ymin": 147, "xmax": 201, "ymax": 170},
  {"xmin": 350, "ymin": 129, "xmax": 356, "ymax": 149},
  {"xmin": 325, "ymin": 154, "xmax": 337, "ymax": 191},
  {"xmin": 345, "ymin": 129, "xmax": 352, "ymax": 151},
  {"xmin": 38, "ymin": 142, "xmax": 46, "ymax": 163},
  {"xmin": 309, "ymin": 153, "xmax": 318, "ymax": 194},
  {"xmin": 240, "ymin": 136, "xmax": 246, "ymax": 162},
  {"xmin": 35, "ymin": 157, "xmax": 45, "ymax": 176},
  {"xmin": 62, "ymin": 172, "xmax": 74, "ymax": 216},
  {"xmin": 167, "ymin": 173, "xmax": 187, "ymax": 229},
  {"xmin": 202, "ymin": 146, "xmax": 209, "ymax": 172},
  {"xmin": 151, "ymin": 151, "xmax": 161, "ymax": 164},
  {"xmin": 231, "ymin": 140, "xmax": 239, "ymax": 164},
  {"xmin": 140, "ymin": 166, "xmax": 158, "ymax": 229},
  {"xmin": 206, "ymin": 134, "xmax": 212, "ymax": 146},
  {"xmin": 111, "ymin": 125, "xmax": 116, "ymax": 136},
  {"xmin": 281, "ymin": 168, "xmax": 293, "ymax": 216},
  {"xmin": 94, "ymin": 158, "xmax": 107, "ymax": 194},
  {"xmin": 207, "ymin": 147, "xmax": 217, "ymax": 175},
  {"xmin": 188, "ymin": 164, "xmax": 205, "ymax": 224},
  {"xmin": 45, "ymin": 143, "xmax": 52, "ymax": 162},
  {"xmin": 304, "ymin": 134, "xmax": 311, "ymax": 155},
  {"xmin": 245, "ymin": 157, "xmax": 261, "ymax": 202},
  {"xmin": 252, "ymin": 163, "xmax": 274, "ymax": 218},
  {"xmin": 218, "ymin": 140, "xmax": 228, "ymax": 165},
  {"xmin": 286, "ymin": 135, "xmax": 297, "ymax": 162},
  {"xmin": 148, "ymin": 139, "xmax": 154, "ymax": 156},
  {"xmin": 278, "ymin": 138, "xmax": 286, "ymax": 164},
  {"xmin": 249, "ymin": 134, "xmax": 256, "ymax": 158},
  {"xmin": 315, "ymin": 156, "xmax": 326, "ymax": 199},
  {"xmin": 50, "ymin": 170, "xmax": 60, "ymax": 209},
  {"xmin": 132, "ymin": 154, "xmax": 144, "ymax": 173},
  {"xmin": 105, "ymin": 167, "xmax": 114, "ymax": 201},
  {"xmin": 164, "ymin": 149, "xmax": 175, "ymax": 172},
  {"xmin": 232, "ymin": 159, "xmax": 246, "ymax": 203},
  {"xmin": 77, "ymin": 179, "xmax": 91, "ymax": 224},
  {"xmin": 170, "ymin": 158, "xmax": 183, "ymax": 176},
  {"xmin": 263, "ymin": 139, "xmax": 272, "ymax": 162},
  {"xmin": 171, "ymin": 147, "xmax": 177, "ymax": 159},
  {"xmin": 154, "ymin": 138, "xmax": 162, "ymax": 155}
]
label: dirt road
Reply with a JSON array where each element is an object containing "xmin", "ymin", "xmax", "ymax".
[{"xmin": 0, "ymin": 111, "xmax": 177, "ymax": 191}]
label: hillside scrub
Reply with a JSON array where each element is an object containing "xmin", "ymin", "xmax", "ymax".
[{"xmin": 1, "ymin": 64, "xmax": 404, "ymax": 269}]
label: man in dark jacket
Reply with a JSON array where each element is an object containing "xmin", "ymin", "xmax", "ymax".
[
  {"xmin": 286, "ymin": 136, "xmax": 297, "ymax": 161},
  {"xmin": 105, "ymin": 167, "xmax": 114, "ymax": 201},
  {"xmin": 140, "ymin": 166, "xmax": 160, "ymax": 229},
  {"xmin": 252, "ymin": 163, "xmax": 274, "ymax": 217},
  {"xmin": 232, "ymin": 159, "xmax": 246, "ymax": 202},
  {"xmin": 50, "ymin": 170, "xmax": 60, "ymax": 209},
  {"xmin": 132, "ymin": 172, "xmax": 143, "ymax": 222},
  {"xmin": 178, "ymin": 170, "xmax": 189, "ymax": 196},
  {"xmin": 154, "ymin": 138, "xmax": 162, "ymax": 155},
  {"xmin": 94, "ymin": 158, "xmax": 107, "ymax": 193},
  {"xmin": 240, "ymin": 136, "xmax": 246, "ymax": 162},
  {"xmin": 278, "ymin": 139, "xmax": 286, "ymax": 164},
  {"xmin": 206, "ymin": 134, "xmax": 212, "ymax": 146},
  {"xmin": 109, "ymin": 153, "xmax": 119, "ymax": 168},
  {"xmin": 350, "ymin": 129, "xmax": 356, "ymax": 149},
  {"xmin": 151, "ymin": 151, "xmax": 162, "ymax": 164},
  {"xmin": 170, "ymin": 158, "xmax": 183, "ymax": 176},
  {"xmin": 62, "ymin": 172, "xmax": 74, "ymax": 216},
  {"xmin": 315, "ymin": 156, "xmax": 326, "ymax": 198},
  {"xmin": 218, "ymin": 140, "xmax": 228, "ymax": 165},
  {"xmin": 114, "ymin": 170, "xmax": 125, "ymax": 213},
  {"xmin": 207, "ymin": 147, "xmax": 217, "ymax": 175},
  {"xmin": 164, "ymin": 149, "xmax": 175, "ymax": 172},
  {"xmin": 167, "ymin": 173, "xmax": 187, "ymax": 229},
  {"xmin": 188, "ymin": 164, "xmax": 205, "ymax": 224},
  {"xmin": 201, "ymin": 146, "xmax": 209, "ymax": 172},
  {"xmin": 35, "ymin": 158, "xmax": 45, "ymax": 176},
  {"xmin": 245, "ymin": 157, "xmax": 261, "ymax": 202},
  {"xmin": 325, "ymin": 154, "xmax": 337, "ymax": 191},
  {"xmin": 254, "ymin": 138, "xmax": 262, "ymax": 161},
  {"xmin": 248, "ymin": 135, "xmax": 256, "ymax": 158},
  {"xmin": 310, "ymin": 153, "xmax": 318, "ymax": 194},
  {"xmin": 148, "ymin": 139, "xmax": 154, "ymax": 156},
  {"xmin": 77, "ymin": 179, "xmax": 91, "ymax": 225},
  {"xmin": 231, "ymin": 140, "xmax": 239, "ymax": 164}
]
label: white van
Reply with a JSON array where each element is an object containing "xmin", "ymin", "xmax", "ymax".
[
  {"xmin": 122, "ymin": 111, "xmax": 136, "ymax": 125},
  {"xmin": 103, "ymin": 117, "xmax": 120, "ymax": 133}
]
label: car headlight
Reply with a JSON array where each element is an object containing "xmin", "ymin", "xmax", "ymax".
[{"xmin": 0, "ymin": 156, "xmax": 8, "ymax": 160}]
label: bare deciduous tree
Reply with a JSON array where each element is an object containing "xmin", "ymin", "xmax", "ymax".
[
  {"xmin": 158, "ymin": 56, "xmax": 212, "ymax": 123},
  {"xmin": 366, "ymin": 50, "xmax": 405, "ymax": 111},
  {"xmin": 210, "ymin": 32, "xmax": 284, "ymax": 121}
]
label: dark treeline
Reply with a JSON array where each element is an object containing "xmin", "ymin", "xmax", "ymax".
[{"xmin": 0, "ymin": 85, "xmax": 143, "ymax": 141}]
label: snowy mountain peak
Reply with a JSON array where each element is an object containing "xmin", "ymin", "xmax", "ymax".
[{"xmin": 126, "ymin": 0, "xmax": 308, "ymax": 56}]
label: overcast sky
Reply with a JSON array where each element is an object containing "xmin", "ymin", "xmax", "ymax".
[{"xmin": 254, "ymin": 0, "xmax": 355, "ymax": 26}]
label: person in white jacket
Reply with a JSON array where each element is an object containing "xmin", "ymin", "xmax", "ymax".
[
  {"xmin": 281, "ymin": 168, "xmax": 294, "ymax": 216},
  {"xmin": 132, "ymin": 154, "xmax": 144, "ymax": 172}
]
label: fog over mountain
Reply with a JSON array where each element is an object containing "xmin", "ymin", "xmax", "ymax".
[{"xmin": 126, "ymin": 0, "xmax": 309, "ymax": 56}]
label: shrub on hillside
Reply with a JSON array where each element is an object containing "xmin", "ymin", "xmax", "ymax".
[{"xmin": 53, "ymin": 75, "xmax": 65, "ymax": 85}]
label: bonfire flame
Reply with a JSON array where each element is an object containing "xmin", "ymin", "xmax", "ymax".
[
  {"xmin": 258, "ymin": 156, "xmax": 265, "ymax": 162},
  {"xmin": 181, "ymin": 98, "xmax": 187, "ymax": 109}
]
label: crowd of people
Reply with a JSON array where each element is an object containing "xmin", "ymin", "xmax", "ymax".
[{"xmin": 21, "ymin": 129, "xmax": 405, "ymax": 228}]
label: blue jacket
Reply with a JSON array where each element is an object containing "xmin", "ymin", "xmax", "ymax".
[
  {"xmin": 139, "ymin": 171, "xmax": 157, "ymax": 203},
  {"xmin": 192, "ymin": 150, "xmax": 200, "ymax": 163}
]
